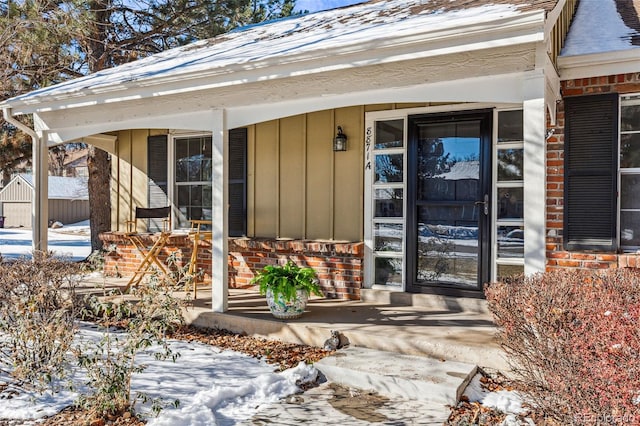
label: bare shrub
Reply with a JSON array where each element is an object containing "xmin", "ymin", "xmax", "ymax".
[
  {"xmin": 75, "ymin": 275, "xmax": 185, "ymax": 418},
  {"xmin": 485, "ymin": 269, "xmax": 640, "ymax": 424},
  {"xmin": 0, "ymin": 252, "xmax": 83, "ymax": 391}
]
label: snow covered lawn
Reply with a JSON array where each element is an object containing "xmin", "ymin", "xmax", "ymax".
[
  {"xmin": 0, "ymin": 324, "xmax": 318, "ymax": 425},
  {"xmin": 0, "ymin": 221, "xmax": 91, "ymax": 261}
]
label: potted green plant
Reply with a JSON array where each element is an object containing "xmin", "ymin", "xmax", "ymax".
[{"xmin": 251, "ymin": 261, "xmax": 323, "ymax": 319}]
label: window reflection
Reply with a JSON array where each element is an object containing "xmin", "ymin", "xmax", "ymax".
[
  {"xmin": 374, "ymin": 223, "xmax": 403, "ymax": 252},
  {"xmin": 497, "ymin": 149, "xmax": 523, "ymax": 181},
  {"xmin": 375, "ymin": 154, "xmax": 403, "ymax": 183},
  {"xmin": 497, "ymin": 188, "xmax": 523, "ymax": 219},
  {"xmin": 621, "ymin": 104, "xmax": 640, "ymax": 132},
  {"xmin": 497, "ymin": 226, "xmax": 524, "ymax": 258},
  {"xmin": 375, "ymin": 119, "xmax": 404, "ymax": 149},
  {"xmin": 374, "ymin": 188, "xmax": 403, "ymax": 217},
  {"xmin": 175, "ymin": 136, "xmax": 212, "ymax": 228},
  {"xmin": 498, "ymin": 110, "xmax": 523, "ymax": 142},
  {"xmin": 375, "ymin": 257, "xmax": 402, "ymax": 286}
]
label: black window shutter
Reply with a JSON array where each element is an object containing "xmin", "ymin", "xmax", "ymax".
[
  {"xmin": 228, "ymin": 128, "xmax": 247, "ymax": 237},
  {"xmin": 564, "ymin": 93, "xmax": 618, "ymax": 251},
  {"xmin": 147, "ymin": 135, "xmax": 169, "ymax": 231}
]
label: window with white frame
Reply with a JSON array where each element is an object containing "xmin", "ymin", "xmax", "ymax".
[
  {"xmin": 494, "ymin": 110, "xmax": 524, "ymax": 280},
  {"xmin": 370, "ymin": 119, "xmax": 405, "ymax": 287},
  {"xmin": 620, "ymin": 94, "xmax": 640, "ymax": 250},
  {"xmin": 174, "ymin": 134, "xmax": 212, "ymax": 229}
]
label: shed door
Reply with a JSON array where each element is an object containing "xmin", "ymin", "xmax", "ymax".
[{"xmin": 3, "ymin": 202, "xmax": 31, "ymax": 228}]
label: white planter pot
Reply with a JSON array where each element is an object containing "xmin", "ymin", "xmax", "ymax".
[{"xmin": 265, "ymin": 288, "xmax": 309, "ymax": 319}]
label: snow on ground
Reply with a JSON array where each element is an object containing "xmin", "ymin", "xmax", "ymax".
[
  {"xmin": 0, "ymin": 323, "xmax": 318, "ymax": 425},
  {"xmin": 463, "ymin": 372, "xmax": 527, "ymax": 423},
  {"xmin": 0, "ymin": 220, "xmax": 91, "ymax": 261}
]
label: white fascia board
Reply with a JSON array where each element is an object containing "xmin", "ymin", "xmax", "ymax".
[
  {"xmin": 38, "ymin": 109, "xmax": 217, "ymax": 144},
  {"xmin": 226, "ymin": 71, "xmax": 531, "ymax": 128},
  {"xmin": 4, "ymin": 11, "xmax": 545, "ymax": 116},
  {"xmin": 559, "ymin": 49, "xmax": 640, "ymax": 80},
  {"xmin": 35, "ymin": 70, "xmax": 532, "ymax": 142}
]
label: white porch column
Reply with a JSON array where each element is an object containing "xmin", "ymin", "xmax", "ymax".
[
  {"xmin": 211, "ymin": 109, "xmax": 229, "ymax": 312},
  {"xmin": 33, "ymin": 130, "xmax": 49, "ymax": 252},
  {"xmin": 523, "ymin": 73, "xmax": 546, "ymax": 275}
]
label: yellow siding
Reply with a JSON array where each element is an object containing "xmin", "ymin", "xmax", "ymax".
[
  {"xmin": 250, "ymin": 106, "xmax": 366, "ymax": 241},
  {"xmin": 333, "ymin": 106, "xmax": 363, "ymax": 242},
  {"xmin": 279, "ymin": 115, "xmax": 305, "ymax": 238},
  {"xmin": 247, "ymin": 125, "xmax": 256, "ymax": 236},
  {"xmin": 131, "ymin": 129, "xmax": 149, "ymax": 214},
  {"xmin": 111, "ymin": 129, "xmax": 166, "ymax": 231},
  {"xmin": 114, "ymin": 131, "xmax": 133, "ymax": 231},
  {"xmin": 253, "ymin": 121, "xmax": 279, "ymax": 237},
  {"xmin": 305, "ymin": 110, "xmax": 333, "ymax": 239},
  {"xmin": 107, "ymin": 103, "xmax": 459, "ymax": 241}
]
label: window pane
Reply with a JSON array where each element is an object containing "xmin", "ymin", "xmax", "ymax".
[
  {"xmin": 175, "ymin": 136, "xmax": 212, "ymax": 182},
  {"xmin": 375, "ymin": 154, "xmax": 403, "ymax": 183},
  {"xmin": 375, "ymin": 119, "xmax": 403, "ymax": 149},
  {"xmin": 621, "ymin": 211, "xmax": 640, "ymax": 246},
  {"xmin": 497, "ymin": 148, "xmax": 523, "ymax": 181},
  {"xmin": 374, "ymin": 188, "xmax": 403, "ymax": 217},
  {"xmin": 497, "ymin": 187, "xmax": 524, "ymax": 219},
  {"xmin": 621, "ymin": 104, "xmax": 640, "ymax": 132},
  {"xmin": 621, "ymin": 174, "xmax": 640, "ymax": 209},
  {"xmin": 497, "ymin": 264, "xmax": 524, "ymax": 281},
  {"xmin": 374, "ymin": 257, "xmax": 402, "ymax": 286},
  {"xmin": 498, "ymin": 110, "xmax": 523, "ymax": 142},
  {"xmin": 175, "ymin": 183, "xmax": 212, "ymax": 228},
  {"xmin": 620, "ymin": 134, "xmax": 640, "ymax": 168},
  {"xmin": 416, "ymin": 121, "xmax": 480, "ymax": 201},
  {"xmin": 374, "ymin": 223, "xmax": 403, "ymax": 252},
  {"xmin": 497, "ymin": 226, "xmax": 524, "ymax": 258}
]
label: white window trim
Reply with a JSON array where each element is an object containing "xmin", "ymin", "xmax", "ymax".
[
  {"xmin": 364, "ymin": 103, "xmax": 522, "ymax": 290},
  {"xmin": 618, "ymin": 93, "xmax": 640, "ymax": 251},
  {"xmin": 169, "ymin": 131, "xmax": 213, "ymax": 230},
  {"xmin": 493, "ymin": 108, "xmax": 525, "ymax": 282}
]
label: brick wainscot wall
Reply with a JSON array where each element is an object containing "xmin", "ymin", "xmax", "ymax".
[
  {"xmin": 100, "ymin": 233, "xmax": 364, "ymax": 300},
  {"xmin": 546, "ymin": 72, "xmax": 640, "ymax": 270}
]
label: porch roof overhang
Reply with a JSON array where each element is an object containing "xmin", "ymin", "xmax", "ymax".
[
  {"xmin": 0, "ymin": 0, "xmax": 556, "ymax": 144},
  {"xmin": 558, "ymin": 49, "xmax": 640, "ymax": 80}
]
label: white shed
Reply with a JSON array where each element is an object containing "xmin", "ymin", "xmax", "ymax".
[{"xmin": 0, "ymin": 174, "xmax": 89, "ymax": 228}]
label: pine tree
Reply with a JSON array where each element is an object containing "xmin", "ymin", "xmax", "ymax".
[{"xmin": 1, "ymin": 0, "xmax": 300, "ymax": 250}]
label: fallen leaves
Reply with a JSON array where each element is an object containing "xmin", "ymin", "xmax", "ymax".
[{"xmin": 169, "ymin": 325, "xmax": 334, "ymax": 371}]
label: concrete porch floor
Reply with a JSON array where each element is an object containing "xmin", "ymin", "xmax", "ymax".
[{"xmin": 80, "ymin": 275, "xmax": 508, "ymax": 371}]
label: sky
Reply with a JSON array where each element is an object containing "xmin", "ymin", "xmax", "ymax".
[{"xmin": 293, "ymin": 0, "xmax": 366, "ymax": 13}]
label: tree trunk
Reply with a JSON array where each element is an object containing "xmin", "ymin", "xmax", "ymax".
[{"xmin": 87, "ymin": 145, "xmax": 110, "ymax": 251}]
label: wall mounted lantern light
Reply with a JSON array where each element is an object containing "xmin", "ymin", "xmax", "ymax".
[{"xmin": 333, "ymin": 126, "xmax": 347, "ymax": 152}]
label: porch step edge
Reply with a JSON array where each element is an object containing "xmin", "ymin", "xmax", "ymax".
[
  {"xmin": 314, "ymin": 346, "xmax": 476, "ymax": 407},
  {"xmin": 183, "ymin": 309, "xmax": 508, "ymax": 370},
  {"xmin": 361, "ymin": 289, "xmax": 490, "ymax": 314}
]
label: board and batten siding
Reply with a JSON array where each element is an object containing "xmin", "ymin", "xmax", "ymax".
[
  {"xmin": 110, "ymin": 129, "xmax": 167, "ymax": 232},
  {"xmin": 109, "ymin": 104, "xmax": 432, "ymax": 241},
  {"xmin": 250, "ymin": 106, "xmax": 364, "ymax": 242},
  {"xmin": 0, "ymin": 178, "xmax": 32, "ymax": 201},
  {"xmin": 49, "ymin": 199, "xmax": 90, "ymax": 225}
]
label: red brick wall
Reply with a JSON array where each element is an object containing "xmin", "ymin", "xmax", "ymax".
[
  {"xmin": 99, "ymin": 233, "xmax": 363, "ymax": 300},
  {"xmin": 100, "ymin": 232, "xmax": 207, "ymax": 279},
  {"xmin": 546, "ymin": 72, "xmax": 640, "ymax": 270},
  {"xmin": 228, "ymin": 238, "xmax": 363, "ymax": 300}
]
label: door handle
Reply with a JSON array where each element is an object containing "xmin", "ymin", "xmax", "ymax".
[{"xmin": 474, "ymin": 194, "xmax": 489, "ymax": 216}]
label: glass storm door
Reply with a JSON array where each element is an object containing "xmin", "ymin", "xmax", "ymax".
[{"xmin": 407, "ymin": 112, "xmax": 491, "ymax": 292}]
